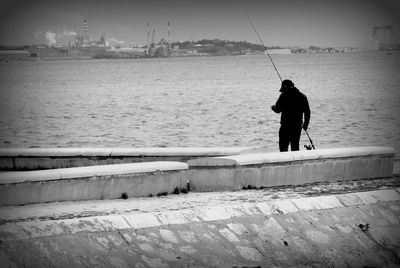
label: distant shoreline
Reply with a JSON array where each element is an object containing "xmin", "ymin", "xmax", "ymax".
[
  {"xmin": 1, "ymin": 49, "xmax": 396, "ymax": 63},
  {"xmin": 3, "ymin": 38, "xmax": 397, "ymax": 61}
]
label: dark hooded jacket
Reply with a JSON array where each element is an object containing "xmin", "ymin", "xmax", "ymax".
[{"xmin": 272, "ymin": 86, "xmax": 310, "ymax": 129}]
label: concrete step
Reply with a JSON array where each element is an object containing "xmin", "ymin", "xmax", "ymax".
[{"xmin": 0, "ymin": 161, "xmax": 188, "ymax": 205}]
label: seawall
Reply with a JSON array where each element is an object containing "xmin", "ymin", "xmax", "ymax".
[
  {"xmin": 0, "ymin": 146, "xmax": 399, "ymax": 267},
  {"xmin": 0, "ymin": 146, "xmax": 394, "ymax": 205},
  {"xmin": 1, "ymin": 187, "xmax": 400, "ymax": 267}
]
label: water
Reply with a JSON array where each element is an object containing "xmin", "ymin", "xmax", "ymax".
[{"xmin": 0, "ymin": 52, "xmax": 399, "ymax": 159}]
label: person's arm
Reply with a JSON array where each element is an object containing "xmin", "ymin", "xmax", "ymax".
[{"xmin": 271, "ymin": 94, "xmax": 283, "ymax": 113}]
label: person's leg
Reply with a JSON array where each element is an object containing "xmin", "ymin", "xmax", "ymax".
[
  {"xmin": 289, "ymin": 126, "xmax": 302, "ymax": 151},
  {"xmin": 279, "ymin": 126, "xmax": 289, "ymax": 152}
]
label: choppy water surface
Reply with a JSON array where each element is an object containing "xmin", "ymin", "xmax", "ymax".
[{"xmin": 0, "ymin": 52, "xmax": 399, "ymax": 159}]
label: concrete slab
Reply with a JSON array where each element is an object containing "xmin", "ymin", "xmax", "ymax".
[
  {"xmin": 291, "ymin": 149, "xmax": 320, "ymax": 161},
  {"xmin": 336, "ymin": 193, "xmax": 365, "ymax": 206},
  {"xmin": 189, "ymin": 146, "xmax": 395, "ymax": 192},
  {"xmin": 316, "ymin": 146, "xmax": 394, "ymax": 158},
  {"xmin": 367, "ymin": 189, "xmax": 400, "ymax": 202},
  {"xmin": 290, "ymin": 195, "xmax": 344, "ymax": 211},
  {"xmin": 0, "ymin": 162, "xmax": 188, "ymax": 184}
]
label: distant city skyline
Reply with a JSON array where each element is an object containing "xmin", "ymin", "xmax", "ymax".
[{"xmin": 1, "ymin": 0, "xmax": 400, "ymax": 47}]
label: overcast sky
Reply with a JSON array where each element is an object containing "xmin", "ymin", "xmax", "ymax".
[{"xmin": 1, "ymin": 0, "xmax": 399, "ymax": 47}]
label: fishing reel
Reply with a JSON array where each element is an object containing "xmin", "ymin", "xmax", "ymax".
[{"xmin": 304, "ymin": 144, "xmax": 313, "ymax": 150}]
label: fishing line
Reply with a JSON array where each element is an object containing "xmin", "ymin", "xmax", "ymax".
[{"xmin": 246, "ymin": 15, "xmax": 283, "ymax": 82}]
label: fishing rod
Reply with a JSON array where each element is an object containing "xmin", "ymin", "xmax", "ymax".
[
  {"xmin": 247, "ymin": 15, "xmax": 317, "ymax": 150},
  {"xmin": 246, "ymin": 15, "xmax": 283, "ymax": 82}
]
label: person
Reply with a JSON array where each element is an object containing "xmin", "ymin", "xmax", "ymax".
[{"xmin": 271, "ymin": 79, "xmax": 310, "ymax": 152}]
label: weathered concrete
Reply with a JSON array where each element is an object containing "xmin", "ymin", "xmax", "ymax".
[
  {"xmin": 0, "ymin": 147, "xmax": 249, "ymax": 171},
  {"xmin": 0, "ymin": 162, "xmax": 188, "ymax": 206},
  {"xmin": 394, "ymin": 160, "xmax": 400, "ymax": 175},
  {"xmin": 188, "ymin": 146, "xmax": 395, "ymax": 192},
  {"xmin": 0, "ymin": 146, "xmax": 394, "ymax": 206},
  {"xmin": 1, "ymin": 188, "xmax": 399, "ymax": 267}
]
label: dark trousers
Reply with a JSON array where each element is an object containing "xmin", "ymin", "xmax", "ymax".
[{"xmin": 279, "ymin": 125, "xmax": 302, "ymax": 152}]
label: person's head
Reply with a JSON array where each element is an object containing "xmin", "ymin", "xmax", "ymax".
[{"xmin": 280, "ymin": 79, "xmax": 294, "ymax": 92}]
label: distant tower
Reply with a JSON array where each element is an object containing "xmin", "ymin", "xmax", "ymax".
[
  {"xmin": 83, "ymin": 19, "xmax": 89, "ymax": 42},
  {"xmin": 168, "ymin": 21, "xmax": 171, "ymax": 43},
  {"xmin": 147, "ymin": 22, "xmax": 150, "ymax": 48}
]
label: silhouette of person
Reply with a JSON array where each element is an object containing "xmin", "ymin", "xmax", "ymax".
[{"xmin": 271, "ymin": 80, "xmax": 310, "ymax": 152}]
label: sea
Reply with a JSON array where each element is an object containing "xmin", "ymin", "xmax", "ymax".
[{"xmin": 0, "ymin": 51, "xmax": 399, "ymax": 159}]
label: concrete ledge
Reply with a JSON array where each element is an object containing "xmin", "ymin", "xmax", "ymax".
[
  {"xmin": 0, "ymin": 147, "xmax": 249, "ymax": 171},
  {"xmin": 0, "ymin": 162, "xmax": 188, "ymax": 205},
  {"xmin": 188, "ymin": 146, "xmax": 395, "ymax": 192}
]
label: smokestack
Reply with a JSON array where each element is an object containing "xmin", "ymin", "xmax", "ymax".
[
  {"xmin": 83, "ymin": 19, "xmax": 88, "ymax": 41},
  {"xmin": 168, "ymin": 21, "xmax": 170, "ymax": 43},
  {"xmin": 147, "ymin": 22, "xmax": 150, "ymax": 47}
]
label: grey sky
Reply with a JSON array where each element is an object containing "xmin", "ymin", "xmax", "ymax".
[{"xmin": 1, "ymin": 0, "xmax": 399, "ymax": 47}]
